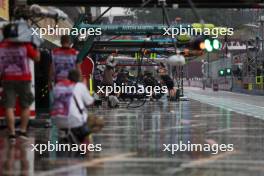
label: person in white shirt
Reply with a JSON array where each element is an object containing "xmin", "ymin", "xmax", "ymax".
[{"xmin": 51, "ymin": 70, "xmax": 94, "ymax": 142}]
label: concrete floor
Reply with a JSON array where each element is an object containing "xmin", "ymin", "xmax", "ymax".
[{"xmin": 1, "ymin": 88, "xmax": 264, "ymax": 176}]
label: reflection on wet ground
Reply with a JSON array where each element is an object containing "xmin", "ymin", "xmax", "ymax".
[
  {"xmin": 1, "ymin": 98, "xmax": 264, "ymax": 176},
  {"xmin": 0, "ymin": 138, "xmax": 33, "ymax": 176}
]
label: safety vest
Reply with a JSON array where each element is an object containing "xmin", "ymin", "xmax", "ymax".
[
  {"xmin": 52, "ymin": 48, "xmax": 78, "ymax": 82},
  {"xmin": 0, "ymin": 42, "xmax": 31, "ymax": 81},
  {"xmin": 50, "ymin": 80, "xmax": 76, "ymax": 119}
]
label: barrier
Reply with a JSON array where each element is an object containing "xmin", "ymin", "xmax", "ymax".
[{"xmin": 184, "ymin": 77, "xmax": 232, "ymax": 91}]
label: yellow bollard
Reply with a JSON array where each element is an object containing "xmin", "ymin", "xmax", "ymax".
[
  {"xmin": 248, "ymin": 83, "xmax": 253, "ymax": 91},
  {"xmin": 89, "ymin": 75, "xmax": 93, "ymax": 95}
]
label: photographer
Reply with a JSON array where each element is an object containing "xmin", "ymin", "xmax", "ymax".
[
  {"xmin": 0, "ymin": 23, "xmax": 40, "ymax": 143},
  {"xmin": 51, "ymin": 70, "xmax": 103, "ymax": 143}
]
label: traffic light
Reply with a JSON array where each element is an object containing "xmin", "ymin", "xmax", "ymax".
[
  {"xmin": 218, "ymin": 69, "xmax": 225, "ymax": 77},
  {"xmin": 218, "ymin": 68, "xmax": 232, "ymax": 77},
  {"xmin": 187, "ymin": 36, "xmax": 221, "ymax": 52},
  {"xmin": 204, "ymin": 39, "xmax": 221, "ymax": 52},
  {"xmin": 225, "ymin": 68, "xmax": 232, "ymax": 76}
]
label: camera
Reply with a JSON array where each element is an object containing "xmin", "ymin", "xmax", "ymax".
[{"xmin": 0, "ymin": 20, "xmax": 43, "ymax": 47}]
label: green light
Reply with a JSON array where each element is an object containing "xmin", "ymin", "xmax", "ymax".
[
  {"xmin": 226, "ymin": 68, "xmax": 232, "ymax": 75},
  {"xmin": 213, "ymin": 39, "xmax": 221, "ymax": 50},
  {"xmin": 204, "ymin": 39, "xmax": 213, "ymax": 52},
  {"xmin": 204, "ymin": 39, "xmax": 210, "ymax": 48},
  {"xmin": 219, "ymin": 69, "xmax": 225, "ymax": 76},
  {"xmin": 207, "ymin": 46, "xmax": 213, "ymax": 52}
]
